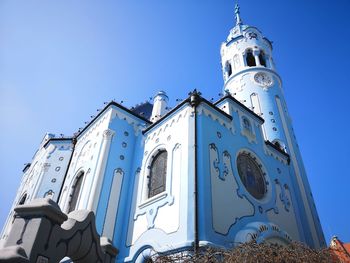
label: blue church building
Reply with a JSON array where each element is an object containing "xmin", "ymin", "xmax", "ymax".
[{"xmin": 0, "ymin": 5, "xmax": 325, "ymax": 262}]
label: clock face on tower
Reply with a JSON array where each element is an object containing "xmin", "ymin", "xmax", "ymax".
[{"xmin": 254, "ymin": 72, "xmax": 273, "ymax": 87}]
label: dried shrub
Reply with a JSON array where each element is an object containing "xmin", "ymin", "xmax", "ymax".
[{"xmin": 152, "ymin": 241, "xmax": 344, "ymax": 263}]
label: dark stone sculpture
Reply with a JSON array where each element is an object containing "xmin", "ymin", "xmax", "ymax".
[{"xmin": 0, "ymin": 198, "xmax": 118, "ymax": 263}]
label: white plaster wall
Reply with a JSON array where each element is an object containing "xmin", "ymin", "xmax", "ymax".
[
  {"xmin": 58, "ymin": 110, "xmax": 112, "ymax": 213},
  {"xmin": 154, "ymin": 143, "xmax": 181, "ymax": 232},
  {"xmin": 128, "ymin": 106, "xmax": 192, "ymax": 245}
]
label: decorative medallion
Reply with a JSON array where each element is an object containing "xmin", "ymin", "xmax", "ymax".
[{"xmin": 254, "ymin": 72, "xmax": 273, "ymax": 87}]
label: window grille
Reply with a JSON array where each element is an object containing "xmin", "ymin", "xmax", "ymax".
[{"xmin": 148, "ymin": 151, "xmax": 167, "ymax": 198}]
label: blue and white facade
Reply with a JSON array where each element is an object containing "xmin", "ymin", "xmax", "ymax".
[{"xmin": 1, "ymin": 5, "xmax": 325, "ymax": 262}]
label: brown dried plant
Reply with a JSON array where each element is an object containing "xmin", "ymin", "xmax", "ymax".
[{"xmin": 151, "ymin": 241, "xmax": 346, "ymax": 263}]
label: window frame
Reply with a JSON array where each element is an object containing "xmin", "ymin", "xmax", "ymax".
[
  {"xmin": 139, "ymin": 145, "xmax": 174, "ymax": 208},
  {"xmin": 236, "ymin": 152, "xmax": 267, "ymax": 200},
  {"xmin": 147, "ymin": 150, "xmax": 168, "ymax": 199},
  {"xmin": 67, "ymin": 171, "xmax": 85, "ymax": 213},
  {"xmin": 235, "ymin": 150, "xmax": 272, "ymax": 204}
]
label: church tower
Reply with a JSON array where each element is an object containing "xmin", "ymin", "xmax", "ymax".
[{"xmin": 220, "ymin": 4, "xmax": 325, "ymax": 247}]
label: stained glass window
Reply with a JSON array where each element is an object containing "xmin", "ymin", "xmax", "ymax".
[
  {"xmin": 148, "ymin": 150, "xmax": 167, "ymax": 198},
  {"xmin": 68, "ymin": 173, "xmax": 84, "ymax": 213},
  {"xmin": 237, "ymin": 153, "xmax": 266, "ymax": 199}
]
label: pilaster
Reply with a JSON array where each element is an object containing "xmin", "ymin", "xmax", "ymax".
[{"xmin": 87, "ymin": 129, "xmax": 115, "ymax": 212}]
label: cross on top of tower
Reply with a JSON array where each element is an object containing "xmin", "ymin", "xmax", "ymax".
[{"xmin": 234, "ymin": 3, "xmax": 243, "ymax": 25}]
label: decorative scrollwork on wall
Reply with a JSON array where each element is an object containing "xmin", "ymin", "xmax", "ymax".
[{"xmin": 209, "ymin": 143, "xmax": 255, "ymax": 235}]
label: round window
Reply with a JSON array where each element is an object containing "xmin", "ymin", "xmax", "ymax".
[{"xmin": 237, "ymin": 152, "xmax": 266, "ymax": 200}]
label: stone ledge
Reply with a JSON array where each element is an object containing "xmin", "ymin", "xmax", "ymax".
[
  {"xmin": 0, "ymin": 245, "xmax": 29, "ymax": 263},
  {"xmin": 14, "ymin": 198, "xmax": 67, "ymax": 225}
]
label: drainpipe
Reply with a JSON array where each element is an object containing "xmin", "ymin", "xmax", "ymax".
[{"xmin": 190, "ymin": 90, "xmax": 201, "ymax": 254}]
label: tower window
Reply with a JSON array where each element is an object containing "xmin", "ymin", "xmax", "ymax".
[
  {"xmin": 148, "ymin": 150, "xmax": 167, "ymax": 198},
  {"xmin": 259, "ymin": 51, "xmax": 267, "ymax": 67},
  {"xmin": 68, "ymin": 172, "xmax": 84, "ymax": 213},
  {"xmin": 246, "ymin": 50, "xmax": 256, "ymax": 67},
  {"xmin": 225, "ymin": 61, "xmax": 232, "ymax": 77}
]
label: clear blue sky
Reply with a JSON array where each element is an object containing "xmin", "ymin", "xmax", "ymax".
[{"xmin": 0, "ymin": 0, "xmax": 349, "ymax": 244}]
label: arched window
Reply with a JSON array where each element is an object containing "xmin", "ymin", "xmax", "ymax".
[
  {"xmin": 259, "ymin": 50, "xmax": 267, "ymax": 67},
  {"xmin": 68, "ymin": 173, "xmax": 84, "ymax": 213},
  {"xmin": 148, "ymin": 150, "xmax": 167, "ymax": 198},
  {"xmin": 242, "ymin": 117, "xmax": 252, "ymax": 133},
  {"xmin": 246, "ymin": 50, "xmax": 256, "ymax": 67},
  {"xmin": 18, "ymin": 193, "xmax": 27, "ymax": 205},
  {"xmin": 225, "ymin": 61, "xmax": 232, "ymax": 77}
]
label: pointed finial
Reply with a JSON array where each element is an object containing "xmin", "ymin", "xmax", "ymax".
[{"xmin": 234, "ymin": 3, "xmax": 242, "ymax": 25}]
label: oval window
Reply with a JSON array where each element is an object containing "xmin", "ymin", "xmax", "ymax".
[{"xmin": 237, "ymin": 152, "xmax": 266, "ymax": 199}]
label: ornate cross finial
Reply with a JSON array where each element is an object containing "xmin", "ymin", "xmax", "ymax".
[{"xmin": 234, "ymin": 3, "xmax": 242, "ymax": 25}]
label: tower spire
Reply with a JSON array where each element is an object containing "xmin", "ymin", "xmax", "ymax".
[{"xmin": 234, "ymin": 3, "xmax": 242, "ymax": 25}]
